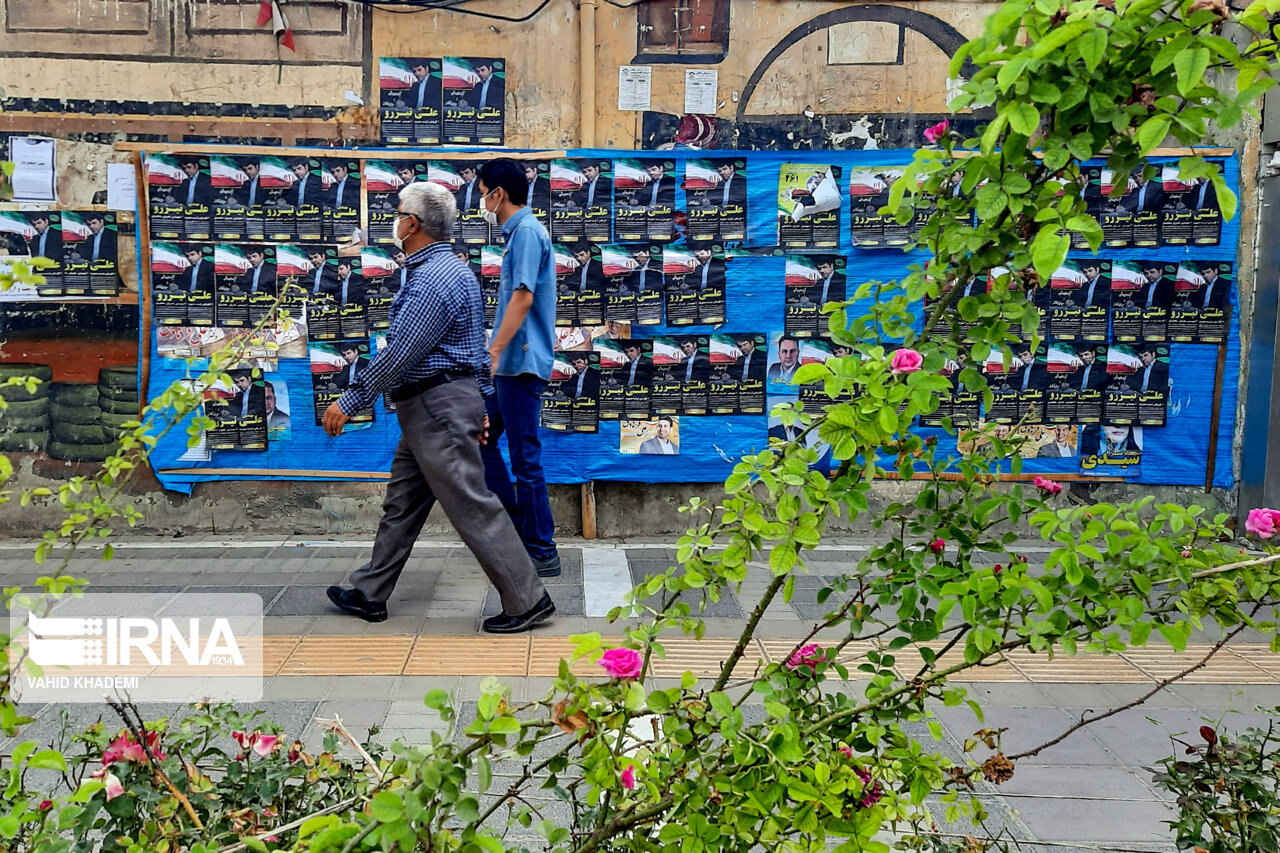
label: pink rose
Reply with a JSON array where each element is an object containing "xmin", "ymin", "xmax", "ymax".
[
  {"xmin": 838, "ymin": 746, "xmax": 853, "ymax": 759},
  {"xmin": 93, "ymin": 769, "xmax": 125, "ymax": 802},
  {"xmin": 38, "ymin": 800, "xmax": 53, "ymax": 812},
  {"xmin": 929, "ymin": 538, "xmax": 945, "ymax": 554},
  {"xmin": 890, "ymin": 348, "xmax": 923, "ymax": 375},
  {"xmin": 251, "ymin": 734, "xmax": 280, "ymax": 757},
  {"xmin": 1245, "ymin": 508, "xmax": 1280, "ymax": 539},
  {"xmin": 786, "ymin": 643, "xmax": 827, "ymax": 672},
  {"xmin": 1033, "ymin": 476, "xmax": 1063, "ymax": 496},
  {"xmin": 620, "ymin": 764, "xmax": 636, "ymax": 790},
  {"xmin": 854, "ymin": 766, "xmax": 883, "ymax": 809},
  {"xmin": 599, "ymin": 647, "xmax": 644, "ymax": 679},
  {"xmin": 923, "ymin": 120, "xmax": 950, "ymax": 144}
]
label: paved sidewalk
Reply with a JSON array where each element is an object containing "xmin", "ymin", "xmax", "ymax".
[{"xmin": 3, "ymin": 537, "xmax": 1278, "ymax": 852}]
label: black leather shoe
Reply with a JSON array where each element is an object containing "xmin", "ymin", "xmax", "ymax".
[
  {"xmin": 326, "ymin": 586, "xmax": 388, "ymax": 623},
  {"xmin": 533, "ymin": 553, "xmax": 562, "ymax": 578},
  {"xmin": 482, "ymin": 592, "xmax": 556, "ymax": 634}
]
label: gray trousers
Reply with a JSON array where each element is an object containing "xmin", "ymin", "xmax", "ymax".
[{"xmin": 349, "ymin": 378, "xmax": 546, "ymax": 616}]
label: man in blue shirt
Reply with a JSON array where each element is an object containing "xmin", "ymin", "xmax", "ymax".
[
  {"xmin": 477, "ymin": 158, "xmax": 561, "ymax": 577},
  {"xmin": 322, "ymin": 180, "xmax": 553, "ymax": 633}
]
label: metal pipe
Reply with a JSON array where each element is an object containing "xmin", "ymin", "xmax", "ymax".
[{"xmin": 579, "ymin": 0, "xmax": 597, "ymax": 147}]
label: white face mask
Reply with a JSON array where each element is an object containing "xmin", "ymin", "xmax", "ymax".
[
  {"xmin": 481, "ymin": 190, "xmax": 500, "ymax": 227},
  {"xmin": 391, "ymin": 215, "xmax": 407, "ymax": 250}
]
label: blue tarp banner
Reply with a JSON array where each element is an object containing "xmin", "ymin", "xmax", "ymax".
[{"xmin": 144, "ymin": 147, "xmax": 1239, "ymax": 495}]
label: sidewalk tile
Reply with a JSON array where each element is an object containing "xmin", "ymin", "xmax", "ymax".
[
  {"xmin": 420, "ymin": 615, "xmax": 481, "ymax": 635},
  {"xmin": 392, "ymin": 676, "xmax": 462, "ymax": 701},
  {"xmin": 933, "ymin": 705, "xmax": 1117, "ymax": 766},
  {"xmin": 262, "ymin": 675, "xmax": 335, "ymax": 700},
  {"xmin": 327, "ymin": 676, "xmax": 401, "ymax": 699},
  {"xmin": 263, "ymin": 616, "xmax": 317, "ymax": 636},
  {"xmin": 315, "ymin": 699, "xmax": 389, "ymax": 727}
]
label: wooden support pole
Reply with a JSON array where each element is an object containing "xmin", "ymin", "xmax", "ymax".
[
  {"xmin": 1205, "ymin": 338, "xmax": 1230, "ymax": 492},
  {"xmin": 581, "ymin": 481, "xmax": 598, "ymax": 539}
]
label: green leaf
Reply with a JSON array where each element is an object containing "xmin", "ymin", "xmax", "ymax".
[
  {"xmin": 1214, "ymin": 177, "xmax": 1238, "ymax": 221},
  {"xmin": 424, "ymin": 689, "xmax": 450, "ymax": 710},
  {"xmin": 878, "ymin": 406, "xmax": 898, "ymax": 434},
  {"xmin": 1030, "ymin": 227, "xmax": 1070, "ymax": 282},
  {"xmin": 624, "ymin": 680, "xmax": 646, "ymax": 712},
  {"xmin": 370, "ymin": 791, "xmax": 404, "ymax": 823},
  {"xmin": 488, "ymin": 716, "xmax": 521, "ymax": 735},
  {"xmin": 1078, "ymin": 28, "xmax": 1106, "ymax": 71},
  {"xmin": 478, "ymin": 755, "xmax": 493, "ymax": 793},
  {"xmin": 1175, "ymin": 47, "xmax": 1211, "ymax": 97},
  {"xmin": 475, "ymin": 836, "xmax": 506, "ymax": 853},
  {"xmin": 792, "ymin": 363, "xmax": 829, "ymax": 386},
  {"xmin": 1030, "ymin": 20, "xmax": 1092, "ymax": 59},
  {"xmin": 981, "ymin": 112, "xmax": 1009, "ymax": 155},
  {"xmin": 27, "ymin": 749, "xmax": 67, "ymax": 771},
  {"xmin": 709, "ymin": 691, "xmax": 733, "ymax": 717},
  {"xmin": 1135, "ymin": 115, "xmax": 1172, "ymax": 155},
  {"xmin": 1007, "ymin": 102, "xmax": 1040, "ymax": 136}
]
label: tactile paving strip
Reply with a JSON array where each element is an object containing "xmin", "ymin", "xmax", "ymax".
[
  {"xmin": 248, "ymin": 636, "xmax": 1280, "ymax": 683},
  {"xmin": 528, "ymin": 636, "xmax": 622, "ymax": 677},
  {"xmin": 405, "ymin": 636, "xmax": 529, "ymax": 676},
  {"xmin": 1006, "ymin": 650, "xmax": 1144, "ymax": 683},
  {"xmin": 1121, "ymin": 646, "xmax": 1275, "ymax": 684},
  {"xmin": 648, "ymin": 638, "xmax": 767, "ymax": 679},
  {"xmin": 279, "ymin": 636, "xmax": 413, "ymax": 676}
]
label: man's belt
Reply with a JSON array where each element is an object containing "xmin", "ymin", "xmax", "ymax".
[{"xmin": 389, "ymin": 371, "xmax": 473, "ymax": 403}]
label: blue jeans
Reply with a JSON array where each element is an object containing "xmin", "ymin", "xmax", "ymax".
[{"xmin": 481, "ymin": 374, "xmax": 557, "ymax": 561}]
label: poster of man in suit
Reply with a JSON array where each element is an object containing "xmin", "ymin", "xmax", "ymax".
[
  {"xmin": 613, "ymin": 159, "xmax": 674, "ymax": 243},
  {"xmin": 784, "ymin": 254, "xmax": 845, "ymax": 338},
  {"xmin": 683, "ymin": 158, "xmax": 747, "ymax": 242},
  {"xmin": 1170, "ymin": 261, "xmax": 1232, "ymax": 343},
  {"xmin": 378, "ymin": 57, "xmax": 442, "ymax": 144},
  {"xmin": 623, "ymin": 417, "xmax": 680, "ymax": 456},
  {"xmin": 26, "ymin": 213, "xmax": 63, "ymax": 293},
  {"xmin": 324, "ymin": 159, "xmax": 361, "ymax": 242},
  {"xmin": 311, "ymin": 340, "xmax": 374, "ymax": 427},
  {"xmin": 471, "ymin": 58, "xmax": 506, "ymax": 144},
  {"xmin": 1128, "ymin": 346, "xmax": 1170, "ymax": 426},
  {"xmin": 1035, "ymin": 424, "xmax": 1078, "ymax": 459},
  {"xmin": 83, "ymin": 212, "xmax": 120, "ymax": 295}
]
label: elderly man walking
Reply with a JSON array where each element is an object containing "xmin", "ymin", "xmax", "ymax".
[{"xmin": 323, "ymin": 181, "xmax": 554, "ymax": 634}]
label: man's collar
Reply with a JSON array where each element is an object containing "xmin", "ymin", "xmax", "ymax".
[
  {"xmin": 403, "ymin": 242, "xmax": 452, "ymax": 268},
  {"xmin": 501, "ymin": 206, "xmax": 531, "ymax": 238}
]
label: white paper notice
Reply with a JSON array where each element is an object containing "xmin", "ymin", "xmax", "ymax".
[
  {"xmin": 684, "ymin": 69, "xmax": 718, "ymax": 115},
  {"xmin": 618, "ymin": 66, "xmax": 652, "ymax": 111},
  {"xmin": 9, "ymin": 136, "xmax": 57, "ymax": 203},
  {"xmin": 107, "ymin": 163, "xmax": 139, "ymax": 211}
]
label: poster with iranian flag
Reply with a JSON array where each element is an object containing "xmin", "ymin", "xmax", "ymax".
[
  {"xmin": 441, "ymin": 57, "xmax": 497, "ymax": 144},
  {"xmin": 310, "ymin": 339, "xmax": 374, "ymax": 427},
  {"xmin": 379, "ymin": 57, "xmax": 441, "ymax": 144},
  {"xmin": 707, "ymin": 335, "xmax": 742, "ymax": 416}
]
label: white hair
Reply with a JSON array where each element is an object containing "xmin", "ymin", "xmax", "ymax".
[{"xmin": 398, "ymin": 181, "xmax": 456, "ymax": 242}]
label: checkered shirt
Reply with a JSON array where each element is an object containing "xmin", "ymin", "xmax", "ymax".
[{"xmin": 337, "ymin": 242, "xmax": 492, "ymax": 416}]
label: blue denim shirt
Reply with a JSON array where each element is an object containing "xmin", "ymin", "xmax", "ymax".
[{"xmin": 494, "ymin": 207, "xmax": 556, "ymax": 380}]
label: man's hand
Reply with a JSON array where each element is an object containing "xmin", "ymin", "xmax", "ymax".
[
  {"xmin": 322, "ymin": 402, "xmax": 350, "ymax": 437},
  {"xmin": 478, "ymin": 414, "xmax": 490, "ymax": 445},
  {"xmin": 488, "ymin": 345, "xmax": 503, "ymax": 377}
]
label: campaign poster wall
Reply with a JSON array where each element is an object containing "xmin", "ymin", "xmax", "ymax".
[{"xmin": 139, "ymin": 148, "xmax": 1242, "ymax": 498}]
